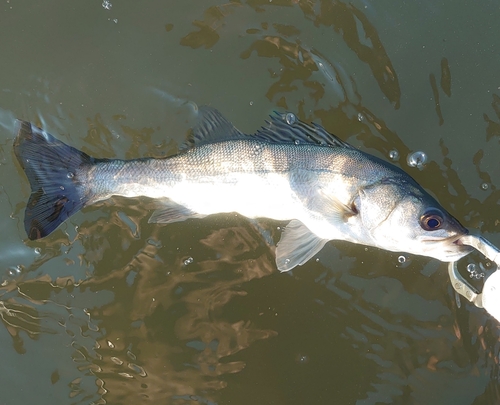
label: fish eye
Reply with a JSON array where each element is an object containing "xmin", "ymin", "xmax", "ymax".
[{"xmin": 420, "ymin": 209, "xmax": 444, "ymax": 231}]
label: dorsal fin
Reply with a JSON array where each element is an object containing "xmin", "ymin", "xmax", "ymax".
[
  {"xmin": 181, "ymin": 106, "xmax": 355, "ymax": 150},
  {"xmin": 181, "ymin": 106, "xmax": 246, "ymax": 150},
  {"xmin": 252, "ymin": 112, "xmax": 355, "ymax": 148}
]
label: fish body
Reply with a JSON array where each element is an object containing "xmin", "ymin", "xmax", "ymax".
[{"xmin": 13, "ymin": 107, "xmax": 472, "ymax": 270}]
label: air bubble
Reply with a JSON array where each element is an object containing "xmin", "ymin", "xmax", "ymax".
[
  {"xmin": 34, "ymin": 247, "xmax": 41, "ymax": 255},
  {"xmin": 481, "ymin": 183, "xmax": 489, "ymax": 190},
  {"xmin": 467, "ymin": 262, "xmax": 485, "ymax": 279},
  {"xmin": 284, "ymin": 259, "xmax": 290, "ymax": 265},
  {"xmin": 249, "ymin": 101, "xmax": 254, "ymax": 106},
  {"xmin": 67, "ymin": 172, "xmax": 75, "ymax": 179},
  {"xmin": 407, "ymin": 151, "xmax": 427, "ymax": 169},
  {"xmin": 294, "ymin": 140, "xmax": 300, "ymax": 145},
  {"xmin": 357, "ymin": 113, "xmax": 364, "ymax": 122},
  {"xmin": 389, "ymin": 150, "xmax": 399, "ymax": 161},
  {"xmin": 183, "ymin": 257, "xmax": 194, "ymax": 266},
  {"xmin": 102, "ymin": 0, "xmax": 112, "ymax": 9},
  {"xmin": 397, "ymin": 255, "xmax": 411, "ymax": 268},
  {"xmin": 285, "ymin": 113, "xmax": 296, "ymax": 125}
]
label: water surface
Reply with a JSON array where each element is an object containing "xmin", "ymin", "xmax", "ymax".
[{"xmin": 0, "ymin": 1, "xmax": 499, "ymax": 404}]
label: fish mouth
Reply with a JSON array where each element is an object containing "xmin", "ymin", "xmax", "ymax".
[
  {"xmin": 451, "ymin": 235, "xmax": 475, "ymax": 252},
  {"xmin": 452, "ymin": 237, "xmax": 468, "ymax": 247},
  {"xmin": 421, "ymin": 234, "xmax": 474, "ymax": 261},
  {"xmin": 452, "ymin": 237, "xmax": 474, "ymax": 255}
]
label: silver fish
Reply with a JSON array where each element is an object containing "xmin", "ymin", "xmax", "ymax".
[{"xmin": 13, "ymin": 107, "xmax": 472, "ymax": 271}]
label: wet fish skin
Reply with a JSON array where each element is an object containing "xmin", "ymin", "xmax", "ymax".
[{"xmin": 13, "ymin": 107, "xmax": 472, "ymax": 270}]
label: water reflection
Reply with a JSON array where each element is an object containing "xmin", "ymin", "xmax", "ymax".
[
  {"xmin": 61, "ymin": 215, "xmax": 280, "ymax": 403},
  {"xmin": 90, "ymin": 221, "xmax": 279, "ymax": 402},
  {"xmin": 180, "ymin": 3, "xmax": 242, "ymax": 49},
  {"xmin": 440, "ymin": 57, "xmax": 452, "ymax": 97},
  {"xmin": 484, "ymin": 93, "xmax": 500, "ymax": 142},
  {"xmin": 429, "ymin": 72, "xmax": 444, "ymax": 126}
]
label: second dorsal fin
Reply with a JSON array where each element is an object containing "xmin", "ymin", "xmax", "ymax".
[{"xmin": 252, "ymin": 112, "xmax": 355, "ymax": 148}]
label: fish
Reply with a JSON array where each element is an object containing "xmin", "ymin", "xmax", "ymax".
[{"xmin": 13, "ymin": 106, "xmax": 472, "ymax": 271}]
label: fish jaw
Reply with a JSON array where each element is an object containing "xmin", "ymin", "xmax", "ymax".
[{"xmin": 397, "ymin": 235, "xmax": 473, "ymax": 262}]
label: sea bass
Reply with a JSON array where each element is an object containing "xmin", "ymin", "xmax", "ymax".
[{"xmin": 13, "ymin": 107, "xmax": 472, "ymax": 271}]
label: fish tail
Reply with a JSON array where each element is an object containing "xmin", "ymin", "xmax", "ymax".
[{"xmin": 13, "ymin": 120, "xmax": 94, "ymax": 240}]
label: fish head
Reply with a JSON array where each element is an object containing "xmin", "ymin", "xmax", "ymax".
[{"xmin": 356, "ymin": 178, "xmax": 472, "ymax": 261}]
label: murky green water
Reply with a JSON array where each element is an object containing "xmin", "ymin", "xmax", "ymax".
[{"xmin": 1, "ymin": 1, "xmax": 500, "ymax": 404}]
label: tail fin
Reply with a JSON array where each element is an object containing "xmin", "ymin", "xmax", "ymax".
[{"xmin": 14, "ymin": 121, "xmax": 93, "ymax": 240}]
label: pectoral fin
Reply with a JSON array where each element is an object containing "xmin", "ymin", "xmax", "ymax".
[
  {"xmin": 149, "ymin": 201, "xmax": 204, "ymax": 224},
  {"xmin": 318, "ymin": 189, "xmax": 358, "ymax": 225},
  {"xmin": 276, "ymin": 220, "xmax": 329, "ymax": 272}
]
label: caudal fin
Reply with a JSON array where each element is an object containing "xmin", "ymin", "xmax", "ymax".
[{"xmin": 14, "ymin": 121, "xmax": 93, "ymax": 240}]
